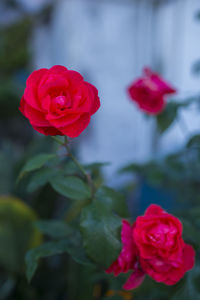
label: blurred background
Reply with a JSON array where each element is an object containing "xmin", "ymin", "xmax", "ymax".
[
  {"xmin": 1, "ymin": 0, "xmax": 200, "ymax": 182},
  {"xmin": 0, "ymin": 0, "xmax": 200, "ymax": 299}
]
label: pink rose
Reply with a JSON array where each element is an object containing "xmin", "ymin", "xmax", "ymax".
[
  {"xmin": 134, "ymin": 205, "xmax": 195, "ymax": 285},
  {"xmin": 106, "ymin": 220, "xmax": 145, "ymax": 290},
  {"xmin": 106, "ymin": 205, "xmax": 195, "ymax": 290},
  {"xmin": 128, "ymin": 68, "xmax": 176, "ymax": 115},
  {"xmin": 19, "ymin": 65, "xmax": 100, "ymax": 138}
]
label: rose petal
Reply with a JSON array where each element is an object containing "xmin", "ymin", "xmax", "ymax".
[
  {"xmin": 59, "ymin": 113, "xmax": 91, "ymax": 138},
  {"xmin": 123, "ymin": 269, "xmax": 145, "ymax": 290},
  {"xmin": 145, "ymin": 204, "xmax": 165, "ymax": 216},
  {"xmin": 32, "ymin": 125, "xmax": 63, "ymax": 136},
  {"xmin": 143, "ymin": 67, "xmax": 177, "ymax": 95},
  {"xmin": 47, "ymin": 113, "xmax": 81, "ymax": 128},
  {"xmin": 26, "ymin": 68, "xmax": 47, "ymax": 86},
  {"xmin": 49, "ymin": 65, "xmax": 68, "ymax": 74},
  {"xmin": 23, "ymin": 103, "xmax": 50, "ymax": 127},
  {"xmin": 183, "ymin": 243, "xmax": 195, "ymax": 271}
]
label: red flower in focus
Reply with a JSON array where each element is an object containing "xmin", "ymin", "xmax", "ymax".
[
  {"xmin": 106, "ymin": 205, "xmax": 195, "ymax": 290},
  {"xmin": 19, "ymin": 65, "xmax": 100, "ymax": 138},
  {"xmin": 128, "ymin": 68, "xmax": 176, "ymax": 114}
]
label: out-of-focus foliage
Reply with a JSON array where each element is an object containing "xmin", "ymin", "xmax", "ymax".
[
  {"xmin": 0, "ymin": 19, "xmax": 30, "ymax": 75},
  {"xmin": 0, "ymin": 196, "xmax": 42, "ymax": 273},
  {"xmin": 156, "ymin": 96, "xmax": 200, "ymax": 133}
]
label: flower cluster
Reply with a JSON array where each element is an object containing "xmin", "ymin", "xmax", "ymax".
[
  {"xmin": 19, "ymin": 66, "xmax": 195, "ymax": 291},
  {"xmin": 128, "ymin": 68, "xmax": 176, "ymax": 114},
  {"xmin": 106, "ymin": 204, "xmax": 195, "ymax": 290}
]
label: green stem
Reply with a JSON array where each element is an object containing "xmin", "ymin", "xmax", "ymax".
[
  {"xmin": 65, "ymin": 144, "xmax": 88, "ymax": 178},
  {"xmin": 52, "ymin": 136, "xmax": 96, "ymax": 197},
  {"xmin": 51, "ymin": 136, "xmax": 64, "ymax": 145}
]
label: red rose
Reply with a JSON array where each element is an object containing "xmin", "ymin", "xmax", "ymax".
[
  {"xmin": 106, "ymin": 204, "xmax": 195, "ymax": 290},
  {"xmin": 134, "ymin": 205, "xmax": 195, "ymax": 285},
  {"xmin": 128, "ymin": 67, "xmax": 176, "ymax": 114},
  {"xmin": 140, "ymin": 243, "xmax": 195, "ymax": 285},
  {"xmin": 19, "ymin": 65, "xmax": 100, "ymax": 138},
  {"xmin": 106, "ymin": 220, "xmax": 145, "ymax": 290}
]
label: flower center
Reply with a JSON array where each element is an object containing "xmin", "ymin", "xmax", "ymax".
[
  {"xmin": 52, "ymin": 95, "xmax": 72, "ymax": 111},
  {"xmin": 148, "ymin": 224, "xmax": 173, "ymax": 247}
]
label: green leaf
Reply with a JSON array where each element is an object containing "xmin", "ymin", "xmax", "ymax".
[
  {"xmin": 195, "ymin": 11, "xmax": 200, "ymax": 21},
  {"xmin": 84, "ymin": 162, "xmax": 110, "ymax": 171},
  {"xmin": 35, "ymin": 220, "xmax": 73, "ymax": 239},
  {"xmin": 181, "ymin": 218, "xmax": 199, "ymax": 247},
  {"xmin": 26, "ymin": 240, "xmax": 69, "ymax": 282},
  {"xmin": 0, "ymin": 196, "xmax": 42, "ymax": 273},
  {"xmin": 156, "ymin": 102, "xmax": 179, "ymax": 133},
  {"xmin": 26, "ymin": 232, "xmax": 93, "ymax": 282},
  {"xmin": 27, "ymin": 167, "xmax": 58, "ymax": 193},
  {"xmin": 50, "ymin": 176, "xmax": 91, "ymax": 200},
  {"xmin": 192, "ymin": 60, "xmax": 200, "ymax": 76},
  {"xmin": 186, "ymin": 134, "xmax": 200, "ymax": 149},
  {"xmin": 80, "ymin": 201, "xmax": 122, "ymax": 268},
  {"xmin": 119, "ymin": 161, "xmax": 164, "ymax": 185},
  {"xmin": 172, "ymin": 265, "xmax": 200, "ymax": 300},
  {"xmin": 95, "ymin": 186, "xmax": 128, "ymax": 217},
  {"xmin": 119, "ymin": 163, "xmax": 142, "ymax": 174},
  {"xmin": 62, "ymin": 160, "xmax": 80, "ymax": 175},
  {"xmin": 18, "ymin": 153, "xmax": 56, "ymax": 181}
]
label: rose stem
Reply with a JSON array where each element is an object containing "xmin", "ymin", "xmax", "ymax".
[{"xmin": 52, "ymin": 136, "xmax": 96, "ymax": 197}]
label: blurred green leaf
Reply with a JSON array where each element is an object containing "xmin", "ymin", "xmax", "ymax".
[
  {"xmin": 26, "ymin": 240, "xmax": 69, "ymax": 282},
  {"xmin": 0, "ymin": 19, "xmax": 31, "ymax": 75},
  {"xmin": 84, "ymin": 162, "xmax": 110, "ymax": 171},
  {"xmin": 119, "ymin": 163, "xmax": 142, "ymax": 174},
  {"xmin": 50, "ymin": 176, "xmax": 91, "ymax": 200},
  {"xmin": 80, "ymin": 201, "xmax": 122, "ymax": 268},
  {"xmin": 119, "ymin": 161, "xmax": 164, "ymax": 186},
  {"xmin": 181, "ymin": 218, "xmax": 199, "ymax": 247},
  {"xmin": 195, "ymin": 10, "xmax": 200, "ymax": 21},
  {"xmin": 172, "ymin": 265, "xmax": 200, "ymax": 300},
  {"xmin": 156, "ymin": 102, "xmax": 179, "ymax": 133},
  {"xmin": 95, "ymin": 186, "xmax": 128, "ymax": 217},
  {"xmin": 157, "ymin": 99, "xmax": 195, "ymax": 134},
  {"xmin": 186, "ymin": 134, "xmax": 200, "ymax": 149},
  {"xmin": 26, "ymin": 232, "xmax": 93, "ymax": 282},
  {"xmin": 35, "ymin": 220, "xmax": 73, "ymax": 239},
  {"xmin": 62, "ymin": 160, "xmax": 80, "ymax": 175},
  {"xmin": 0, "ymin": 196, "xmax": 42, "ymax": 273},
  {"xmin": 18, "ymin": 153, "xmax": 56, "ymax": 181},
  {"xmin": 27, "ymin": 167, "xmax": 58, "ymax": 193},
  {"xmin": 192, "ymin": 60, "xmax": 200, "ymax": 76}
]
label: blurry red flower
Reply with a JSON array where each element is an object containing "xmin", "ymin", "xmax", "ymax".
[
  {"xmin": 106, "ymin": 220, "xmax": 145, "ymax": 290},
  {"xmin": 106, "ymin": 204, "xmax": 195, "ymax": 290},
  {"xmin": 135, "ymin": 204, "xmax": 195, "ymax": 285},
  {"xmin": 128, "ymin": 68, "xmax": 176, "ymax": 114},
  {"xmin": 19, "ymin": 65, "xmax": 100, "ymax": 138}
]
